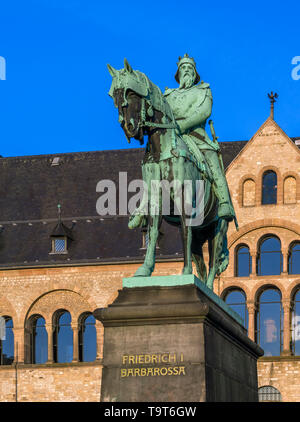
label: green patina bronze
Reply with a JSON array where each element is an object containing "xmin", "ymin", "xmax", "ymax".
[{"xmin": 107, "ymin": 56, "xmax": 238, "ymax": 289}]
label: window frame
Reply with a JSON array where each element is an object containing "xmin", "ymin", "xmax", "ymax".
[
  {"xmin": 52, "ymin": 310, "xmax": 73, "ymax": 363},
  {"xmin": 291, "ymin": 289, "xmax": 300, "ymax": 356},
  {"xmin": 0, "ymin": 316, "xmax": 14, "ymax": 365},
  {"xmin": 78, "ymin": 313, "xmax": 97, "ymax": 363},
  {"xmin": 257, "ymin": 235, "xmax": 282, "ymax": 276},
  {"xmin": 27, "ymin": 314, "xmax": 48, "ymax": 364},
  {"xmin": 258, "ymin": 385, "xmax": 282, "ymax": 402},
  {"xmin": 224, "ymin": 288, "xmax": 248, "ymax": 330},
  {"xmin": 235, "ymin": 244, "xmax": 252, "ymax": 277},
  {"xmin": 50, "ymin": 236, "xmax": 68, "ymax": 255},
  {"xmin": 255, "ymin": 287, "xmax": 283, "ymax": 356},
  {"xmin": 288, "ymin": 242, "xmax": 300, "ymax": 275},
  {"xmin": 262, "ymin": 170, "xmax": 277, "ymax": 205}
]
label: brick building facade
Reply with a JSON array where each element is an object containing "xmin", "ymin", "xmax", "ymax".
[{"xmin": 0, "ymin": 112, "xmax": 299, "ymax": 402}]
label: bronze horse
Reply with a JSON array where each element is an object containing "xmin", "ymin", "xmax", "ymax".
[{"xmin": 108, "ymin": 59, "xmax": 229, "ymax": 289}]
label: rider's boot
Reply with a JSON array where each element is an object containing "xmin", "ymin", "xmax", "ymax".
[
  {"xmin": 203, "ymin": 150, "xmax": 236, "ymax": 222},
  {"xmin": 218, "ymin": 202, "xmax": 234, "ymax": 221}
]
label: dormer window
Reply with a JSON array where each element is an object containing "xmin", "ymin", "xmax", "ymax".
[
  {"xmin": 51, "ymin": 237, "xmax": 67, "ymax": 254},
  {"xmin": 49, "ymin": 208, "xmax": 74, "ymax": 255}
]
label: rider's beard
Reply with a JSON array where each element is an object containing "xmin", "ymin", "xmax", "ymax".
[{"xmin": 179, "ymin": 73, "xmax": 195, "ymax": 89}]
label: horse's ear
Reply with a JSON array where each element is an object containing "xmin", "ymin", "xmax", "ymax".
[
  {"xmin": 107, "ymin": 64, "xmax": 117, "ymax": 77},
  {"xmin": 124, "ymin": 58, "xmax": 133, "ymax": 73}
]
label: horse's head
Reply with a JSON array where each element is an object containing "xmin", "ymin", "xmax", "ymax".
[{"xmin": 107, "ymin": 59, "xmax": 149, "ymax": 145}]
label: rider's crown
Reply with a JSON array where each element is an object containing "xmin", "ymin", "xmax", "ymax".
[
  {"xmin": 177, "ymin": 53, "xmax": 196, "ymax": 69},
  {"xmin": 175, "ymin": 53, "xmax": 200, "ymax": 84}
]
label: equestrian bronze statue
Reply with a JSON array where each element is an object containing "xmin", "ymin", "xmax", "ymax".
[{"xmin": 107, "ymin": 56, "xmax": 238, "ymax": 289}]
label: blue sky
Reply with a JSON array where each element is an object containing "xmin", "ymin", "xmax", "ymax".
[{"xmin": 0, "ymin": 0, "xmax": 299, "ymax": 157}]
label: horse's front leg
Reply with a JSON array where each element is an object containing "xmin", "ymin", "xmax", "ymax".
[
  {"xmin": 134, "ymin": 162, "xmax": 161, "ymax": 277},
  {"xmin": 134, "ymin": 215, "xmax": 160, "ymax": 277}
]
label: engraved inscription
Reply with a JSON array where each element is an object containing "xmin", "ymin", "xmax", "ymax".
[{"xmin": 120, "ymin": 352, "xmax": 186, "ymax": 377}]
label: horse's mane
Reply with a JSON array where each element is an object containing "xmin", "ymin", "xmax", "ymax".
[{"xmin": 134, "ymin": 70, "xmax": 174, "ymax": 122}]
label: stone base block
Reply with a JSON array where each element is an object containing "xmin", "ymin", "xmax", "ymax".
[{"xmin": 94, "ymin": 275, "xmax": 263, "ymax": 402}]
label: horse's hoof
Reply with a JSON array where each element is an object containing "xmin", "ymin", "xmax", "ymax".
[
  {"xmin": 134, "ymin": 265, "xmax": 152, "ymax": 277},
  {"xmin": 206, "ymin": 278, "xmax": 214, "ymax": 290}
]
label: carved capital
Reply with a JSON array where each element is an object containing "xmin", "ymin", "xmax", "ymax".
[
  {"xmin": 282, "ymin": 300, "xmax": 291, "ymax": 312},
  {"xmin": 246, "ymin": 301, "xmax": 256, "ymax": 314}
]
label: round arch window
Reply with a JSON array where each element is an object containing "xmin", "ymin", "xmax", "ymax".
[
  {"xmin": 224, "ymin": 289, "xmax": 248, "ymax": 330},
  {"xmin": 262, "ymin": 170, "xmax": 277, "ymax": 205},
  {"xmin": 255, "ymin": 288, "xmax": 283, "ymax": 356},
  {"xmin": 258, "ymin": 385, "xmax": 282, "ymax": 402},
  {"xmin": 257, "ymin": 236, "xmax": 282, "ymax": 276}
]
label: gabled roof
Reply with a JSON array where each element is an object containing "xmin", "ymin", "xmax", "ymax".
[
  {"xmin": 0, "ymin": 137, "xmax": 298, "ymax": 269},
  {"xmin": 226, "ymin": 117, "xmax": 300, "ymax": 173},
  {"xmin": 50, "ymin": 221, "xmax": 74, "ymax": 240},
  {"xmin": 0, "ymin": 148, "xmax": 182, "ymax": 268}
]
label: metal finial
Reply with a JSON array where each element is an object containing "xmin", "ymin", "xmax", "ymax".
[
  {"xmin": 267, "ymin": 92, "xmax": 278, "ymax": 119},
  {"xmin": 57, "ymin": 204, "xmax": 61, "ymax": 222}
]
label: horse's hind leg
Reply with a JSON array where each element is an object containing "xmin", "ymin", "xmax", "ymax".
[
  {"xmin": 180, "ymin": 215, "xmax": 193, "ymax": 275},
  {"xmin": 192, "ymin": 252, "xmax": 207, "ymax": 283},
  {"xmin": 206, "ymin": 218, "xmax": 229, "ymax": 289},
  {"xmin": 191, "ymin": 230, "xmax": 207, "ymax": 283}
]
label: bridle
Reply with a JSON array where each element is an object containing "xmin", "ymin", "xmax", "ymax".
[
  {"xmin": 139, "ymin": 96, "xmax": 177, "ymax": 131},
  {"xmin": 119, "ymin": 91, "xmax": 178, "ymax": 149}
]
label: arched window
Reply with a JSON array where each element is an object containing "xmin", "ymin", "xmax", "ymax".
[
  {"xmin": 224, "ymin": 289, "xmax": 248, "ymax": 330},
  {"xmin": 53, "ymin": 311, "xmax": 73, "ymax": 363},
  {"xmin": 284, "ymin": 176, "xmax": 296, "ymax": 204},
  {"xmin": 256, "ymin": 288, "xmax": 283, "ymax": 356},
  {"xmin": 0, "ymin": 316, "xmax": 14, "ymax": 365},
  {"xmin": 288, "ymin": 242, "xmax": 300, "ymax": 275},
  {"xmin": 257, "ymin": 236, "xmax": 282, "ymax": 276},
  {"xmin": 258, "ymin": 386, "xmax": 282, "ymax": 402},
  {"xmin": 291, "ymin": 289, "xmax": 300, "ymax": 356},
  {"xmin": 235, "ymin": 244, "xmax": 252, "ymax": 277},
  {"xmin": 262, "ymin": 171, "xmax": 277, "ymax": 205},
  {"xmin": 243, "ymin": 179, "xmax": 256, "ymax": 207},
  {"xmin": 78, "ymin": 313, "xmax": 97, "ymax": 362},
  {"xmin": 28, "ymin": 315, "xmax": 48, "ymax": 364}
]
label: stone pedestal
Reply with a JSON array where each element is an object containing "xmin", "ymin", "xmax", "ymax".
[{"xmin": 94, "ymin": 275, "xmax": 263, "ymax": 402}]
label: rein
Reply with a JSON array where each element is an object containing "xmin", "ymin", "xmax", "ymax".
[{"xmin": 139, "ymin": 97, "xmax": 177, "ymax": 130}]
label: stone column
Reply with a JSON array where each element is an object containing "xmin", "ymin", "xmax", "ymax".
[
  {"xmin": 281, "ymin": 249, "xmax": 289, "ymax": 274},
  {"xmin": 13, "ymin": 326, "xmax": 24, "ymax": 364},
  {"xmin": 72, "ymin": 322, "xmax": 79, "ymax": 362},
  {"xmin": 247, "ymin": 301, "xmax": 256, "ymax": 342},
  {"xmin": 250, "ymin": 251, "xmax": 257, "ymax": 278},
  {"xmin": 46, "ymin": 324, "xmax": 54, "ymax": 363},
  {"xmin": 281, "ymin": 300, "xmax": 292, "ymax": 356},
  {"xmin": 96, "ymin": 322, "xmax": 104, "ymax": 360}
]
